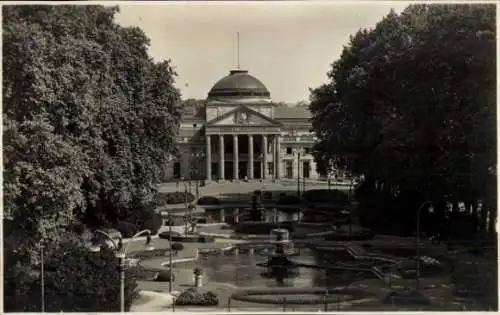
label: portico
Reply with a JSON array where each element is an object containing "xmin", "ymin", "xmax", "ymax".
[{"xmin": 205, "ymin": 133, "xmax": 282, "ymax": 182}]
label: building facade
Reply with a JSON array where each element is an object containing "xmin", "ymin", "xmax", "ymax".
[{"xmin": 168, "ymin": 69, "xmax": 320, "ymax": 182}]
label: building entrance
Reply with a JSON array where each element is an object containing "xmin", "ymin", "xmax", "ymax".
[
  {"xmin": 238, "ymin": 161, "xmax": 247, "ymax": 180},
  {"xmin": 303, "ymin": 161, "xmax": 310, "ymax": 178},
  {"xmin": 225, "ymin": 161, "xmax": 233, "ymax": 180},
  {"xmin": 254, "ymin": 162, "xmax": 262, "ymax": 179}
]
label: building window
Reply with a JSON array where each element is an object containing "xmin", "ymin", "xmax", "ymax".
[
  {"xmin": 268, "ymin": 162, "xmax": 274, "ymax": 175},
  {"xmin": 285, "ymin": 160, "xmax": 293, "ymax": 178},
  {"xmin": 304, "ymin": 147, "xmax": 310, "ymax": 154},
  {"xmin": 286, "ymin": 147, "xmax": 292, "ymax": 155},
  {"xmin": 193, "ymin": 123, "xmax": 197, "ymax": 128}
]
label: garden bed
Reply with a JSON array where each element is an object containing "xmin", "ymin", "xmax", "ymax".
[
  {"xmin": 169, "ymin": 234, "xmax": 216, "ymax": 243},
  {"xmin": 156, "ymin": 191, "xmax": 195, "ymax": 205},
  {"xmin": 231, "ymin": 287, "xmax": 372, "ymax": 305}
]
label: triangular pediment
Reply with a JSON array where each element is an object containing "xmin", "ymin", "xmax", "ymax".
[{"xmin": 205, "ymin": 106, "xmax": 282, "ymax": 127}]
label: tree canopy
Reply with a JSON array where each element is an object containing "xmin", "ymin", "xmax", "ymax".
[
  {"xmin": 310, "ymin": 4, "xmax": 496, "ymax": 207},
  {"xmin": 3, "ymin": 5, "xmax": 181, "ymax": 311}
]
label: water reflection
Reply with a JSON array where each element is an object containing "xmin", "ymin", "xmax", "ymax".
[{"xmin": 178, "ymin": 249, "xmax": 375, "ymax": 289}]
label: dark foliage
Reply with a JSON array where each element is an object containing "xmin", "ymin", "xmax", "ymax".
[
  {"xmin": 171, "ymin": 242, "xmax": 184, "ymax": 253},
  {"xmin": 277, "ymin": 195, "xmax": 302, "ymax": 205},
  {"xmin": 158, "ymin": 230, "xmax": 181, "ymax": 240},
  {"xmin": 157, "ymin": 191, "xmax": 195, "ymax": 205},
  {"xmin": 197, "ymin": 196, "xmax": 220, "ymax": 206},
  {"xmin": 175, "ymin": 288, "xmax": 218, "ymax": 306},
  {"xmin": 303, "ymin": 189, "xmax": 349, "ymax": 205},
  {"xmin": 155, "ymin": 270, "xmax": 175, "ymax": 282},
  {"xmin": 5, "ymin": 240, "xmax": 139, "ymax": 312}
]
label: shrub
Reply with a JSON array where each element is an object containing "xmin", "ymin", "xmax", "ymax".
[
  {"xmin": 158, "ymin": 192, "xmax": 195, "ymax": 205},
  {"xmin": 197, "ymin": 196, "xmax": 220, "ymax": 206},
  {"xmin": 117, "ymin": 202, "xmax": 163, "ymax": 237},
  {"xmin": 198, "ymin": 235, "xmax": 215, "ymax": 243},
  {"xmin": 158, "ymin": 231, "xmax": 181, "ymax": 240},
  {"xmin": 195, "ymin": 217, "xmax": 208, "ymax": 224},
  {"xmin": 171, "ymin": 243, "xmax": 184, "ymax": 254},
  {"xmin": 175, "ymin": 288, "xmax": 219, "ymax": 306},
  {"xmin": 116, "ymin": 221, "xmax": 137, "ymax": 238},
  {"xmin": 130, "ymin": 248, "xmax": 171, "ymax": 260},
  {"xmin": 154, "ymin": 270, "xmax": 175, "ymax": 282}
]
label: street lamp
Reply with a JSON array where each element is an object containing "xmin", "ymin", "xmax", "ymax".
[
  {"xmin": 294, "ymin": 150, "xmax": 303, "ymax": 198},
  {"xmin": 89, "ymin": 229, "xmax": 154, "ymax": 312},
  {"xmin": 416, "ymin": 200, "xmax": 433, "ymax": 291}
]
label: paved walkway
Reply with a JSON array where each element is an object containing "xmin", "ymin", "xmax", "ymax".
[{"xmin": 130, "ymin": 290, "xmax": 177, "ymax": 312}]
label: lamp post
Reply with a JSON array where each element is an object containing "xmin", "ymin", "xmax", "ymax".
[
  {"xmin": 168, "ymin": 214, "xmax": 174, "ymax": 292},
  {"xmin": 416, "ymin": 200, "xmax": 432, "ymax": 292},
  {"xmin": 89, "ymin": 229, "xmax": 154, "ymax": 312},
  {"xmin": 295, "ymin": 151, "xmax": 302, "ymax": 199},
  {"xmin": 181, "ymin": 178, "xmax": 189, "ymax": 236}
]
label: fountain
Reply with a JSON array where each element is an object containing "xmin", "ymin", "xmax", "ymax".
[{"xmin": 257, "ymin": 229, "xmax": 301, "ymax": 285}]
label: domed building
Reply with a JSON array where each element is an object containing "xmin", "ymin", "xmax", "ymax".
[{"xmin": 170, "ymin": 68, "xmax": 319, "ymax": 182}]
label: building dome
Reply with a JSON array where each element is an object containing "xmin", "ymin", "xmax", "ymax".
[{"xmin": 207, "ymin": 70, "xmax": 271, "ymax": 100}]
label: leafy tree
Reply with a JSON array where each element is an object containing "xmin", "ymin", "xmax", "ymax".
[
  {"xmin": 5, "ymin": 238, "xmax": 139, "ymax": 312},
  {"xmin": 310, "ymin": 5, "xmax": 496, "ymax": 232},
  {"xmin": 3, "ymin": 5, "xmax": 180, "ymax": 311},
  {"xmin": 181, "ymin": 98, "xmax": 205, "ymax": 117},
  {"xmin": 3, "ymin": 4, "xmax": 180, "ymax": 236}
]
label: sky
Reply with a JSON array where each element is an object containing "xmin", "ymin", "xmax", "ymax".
[{"xmin": 115, "ymin": 2, "xmax": 410, "ymax": 103}]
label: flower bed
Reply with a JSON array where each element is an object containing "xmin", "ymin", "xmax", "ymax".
[
  {"xmin": 234, "ymin": 222, "xmax": 296, "ymax": 235},
  {"xmin": 129, "ymin": 248, "xmax": 172, "ymax": 260},
  {"xmin": 175, "ymin": 288, "xmax": 219, "ymax": 306},
  {"xmin": 231, "ymin": 287, "xmax": 371, "ymax": 305}
]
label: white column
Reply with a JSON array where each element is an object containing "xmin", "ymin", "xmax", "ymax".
[
  {"xmin": 248, "ymin": 135, "xmax": 254, "ymax": 179},
  {"xmin": 262, "ymin": 135, "xmax": 268, "ymax": 179},
  {"xmin": 275, "ymin": 135, "xmax": 281, "ymax": 179},
  {"xmin": 219, "ymin": 135, "xmax": 225, "ymax": 180},
  {"xmin": 233, "ymin": 135, "xmax": 239, "ymax": 181},
  {"xmin": 206, "ymin": 135, "xmax": 212, "ymax": 181}
]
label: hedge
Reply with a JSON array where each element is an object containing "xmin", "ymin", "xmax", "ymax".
[
  {"xmin": 197, "ymin": 196, "xmax": 220, "ymax": 206},
  {"xmin": 169, "ymin": 235, "xmax": 216, "ymax": 243},
  {"xmin": 156, "ymin": 192, "xmax": 195, "ymax": 205},
  {"xmin": 175, "ymin": 288, "xmax": 219, "ymax": 306},
  {"xmin": 158, "ymin": 231, "xmax": 181, "ymax": 240},
  {"xmin": 276, "ymin": 195, "xmax": 302, "ymax": 205}
]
